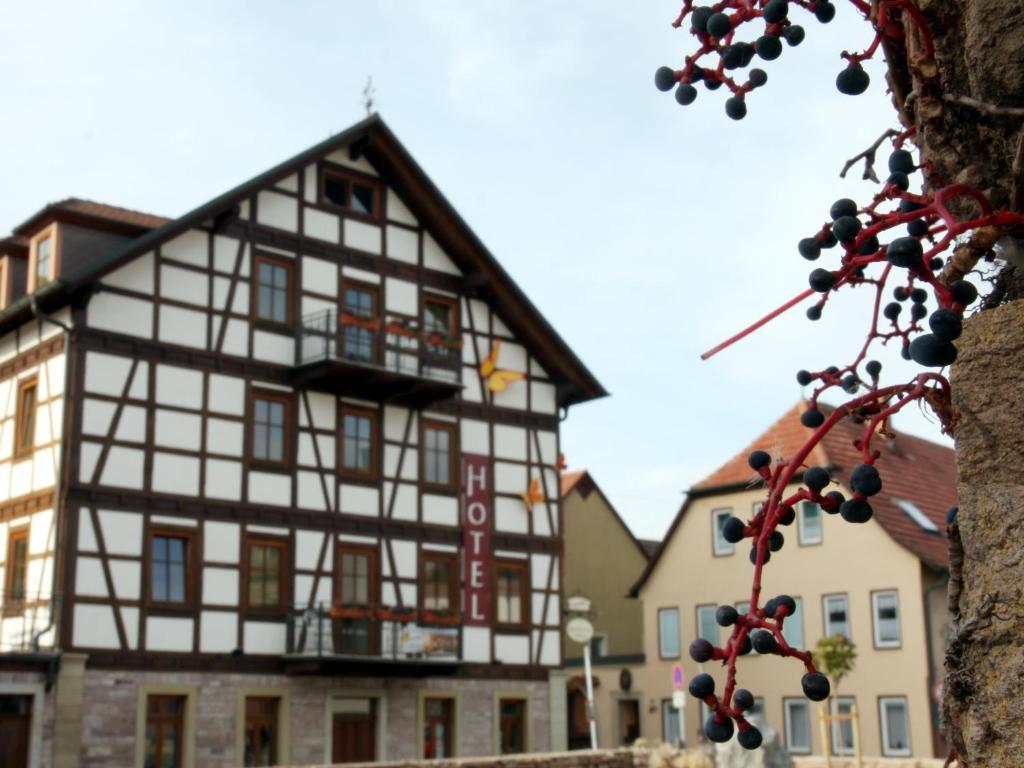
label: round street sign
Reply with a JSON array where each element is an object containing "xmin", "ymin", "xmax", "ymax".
[
  {"xmin": 566, "ymin": 617, "xmax": 595, "ymax": 643},
  {"xmin": 672, "ymin": 663, "xmax": 685, "ymax": 691}
]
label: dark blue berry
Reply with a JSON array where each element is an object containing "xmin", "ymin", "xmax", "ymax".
[
  {"xmin": 778, "ymin": 505, "xmax": 795, "ymax": 525},
  {"xmin": 840, "ymin": 498, "xmax": 874, "ymax": 523},
  {"xmin": 802, "ymin": 672, "xmax": 831, "ymax": 701},
  {"xmin": 911, "ymin": 303, "xmax": 928, "ymax": 321},
  {"xmin": 865, "ymin": 359, "xmax": 882, "ymax": 378},
  {"xmin": 887, "ymin": 172, "xmax": 910, "ymax": 191},
  {"xmin": 929, "ymin": 309, "xmax": 963, "ymax": 341},
  {"xmin": 797, "ymin": 369, "xmax": 813, "ymax": 386},
  {"xmin": 889, "ymin": 149, "xmax": 915, "ymax": 174},
  {"xmin": 829, "ymin": 198, "xmax": 858, "ymax": 220},
  {"xmin": 734, "ymin": 688, "xmax": 754, "ymax": 711},
  {"xmin": 723, "ymin": 516, "xmax": 746, "ymax": 543},
  {"xmin": 769, "ymin": 530, "xmax": 785, "ymax": 551},
  {"xmin": 900, "ymin": 198, "xmax": 926, "ymax": 213},
  {"xmin": 894, "ymin": 286, "xmax": 909, "ymax": 301},
  {"xmin": 763, "ymin": 0, "xmax": 789, "ymax": 23},
  {"xmin": 809, "ymin": 268, "xmax": 835, "ymax": 293},
  {"xmin": 738, "ymin": 727, "xmax": 763, "ymax": 750},
  {"xmin": 749, "ymin": 68, "xmax": 768, "ymax": 87},
  {"xmin": 832, "ymin": 215, "xmax": 861, "ymax": 243},
  {"xmin": 655, "ymin": 67, "xmax": 677, "ymax": 92},
  {"xmin": 801, "ymin": 408, "xmax": 825, "ymax": 428},
  {"xmin": 804, "ymin": 466, "xmax": 830, "ymax": 492},
  {"xmin": 851, "ymin": 463, "xmax": 882, "ymax": 496},
  {"xmin": 842, "ymin": 373, "xmax": 859, "ymax": 393},
  {"xmin": 950, "ymin": 280, "xmax": 978, "ymax": 305},
  {"xmin": 887, "ymin": 237, "xmax": 924, "ymax": 268},
  {"xmin": 858, "ymin": 235, "xmax": 880, "ymax": 255},
  {"xmin": 814, "ymin": 1, "xmax": 836, "ymax": 23},
  {"xmin": 716, "ymin": 605, "xmax": 739, "ymax": 627},
  {"xmin": 752, "ymin": 629, "xmax": 777, "ymax": 653},
  {"xmin": 824, "ymin": 490, "xmax": 845, "ymax": 513},
  {"xmin": 910, "ymin": 334, "xmax": 957, "ymax": 367},
  {"xmin": 756, "ymin": 35, "xmax": 783, "ymax": 60},
  {"xmin": 910, "ymin": 287, "xmax": 928, "ymax": 303},
  {"xmin": 774, "ymin": 594, "xmax": 797, "ymax": 616},
  {"xmin": 707, "ymin": 12, "xmax": 733, "ymax": 37},
  {"xmin": 690, "ymin": 638, "xmax": 715, "ymax": 663},
  {"xmin": 908, "ymin": 219, "xmax": 929, "ymax": 237},
  {"xmin": 750, "ymin": 546, "xmax": 770, "ymax": 564},
  {"xmin": 946, "ymin": 506, "xmax": 958, "ymax": 525},
  {"xmin": 675, "ymin": 84, "xmax": 698, "ymax": 105},
  {"xmin": 705, "ymin": 715, "xmax": 735, "ymax": 743},
  {"xmin": 689, "ymin": 672, "xmax": 715, "ymax": 699},
  {"xmin": 783, "ymin": 24, "xmax": 805, "ymax": 46},
  {"xmin": 836, "ymin": 66, "xmax": 869, "ymax": 95},
  {"xmin": 749, "ymin": 450, "xmax": 772, "ymax": 471},
  {"xmin": 806, "ymin": 305, "xmax": 822, "ymax": 321},
  {"xmin": 883, "ymin": 302, "xmax": 902, "ymax": 320},
  {"xmin": 725, "ymin": 97, "xmax": 747, "ymax": 120},
  {"xmin": 691, "ymin": 6, "xmax": 713, "ymax": 33},
  {"xmin": 799, "ymin": 237, "xmax": 822, "ymax": 260}
]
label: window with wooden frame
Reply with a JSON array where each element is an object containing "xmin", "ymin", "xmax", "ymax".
[
  {"xmin": 244, "ymin": 537, "xmax": 288, "ymax": 615},
  {"xmin": 498, "ymin": 698, "xmax": 527, "ymax": 754},
  {"xmin": 144, "ymin": 694, "xmax": 186, "ymax": 768},
  {"xmin": 244, "ymin": 696, "xmax": 280, "ymax": 767},
  {"xmin": 252, "ymin": 253, "xmax": 294, "ymax": 328},
  {"xmin": 28, "ymin": 223, "xmax": 58, "ymax": 292},
  {"xmin": 334, "ymin": 544, "xmax": 378, "ymax": 654},
  {"xmin": 320, "ymin": 167, "xmax": 381, "ymax": 219},
  {"xmin": 423, "ymin": 293, "xmax": 459, "ymax": 342},
  {"xmin": 340, "ymin": 406, "xmax": 378, "ymax": 478},
  {"xmin": 494, "ymin": 560, "xmax": 528, "ymax": 628},
  {"xmin": 249, "ymin": 390, "xmax": 292, "ymax": 467},
  {"xmin": 341, "ymin": 282, "xmax": 380, "ymax": 364},
  {"xmin": 422, "ymin": 697, "xmax": 454, "ymax": 759},
  {"xmin": 0, "ymin": 257, "xmax": 9, "ymax": 310},
  {"xmin": 421, "ymin": 420, "xmax": 457, "ymax": 491},
  {"xmin": 148, "ymin": 529, "xmax": 195, "ymax": 608},
  {"xmin": 14, "ymin": 377, "xmax": 38, "ymax": 459},
  {"xmin": 420, "ymin": 552, "xmax": 457, "ymax": 614},
  {"xmin": 3, "ymin": 526, "xmax": 29, "ymax": 614}
]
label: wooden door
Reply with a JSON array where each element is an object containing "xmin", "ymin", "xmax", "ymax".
[
  {"xmin": 617, "ymin": 699, "xmax": 640, "ymax": 745},
  {"xmin": 0, "ymin": 695, "xmax": 32, "ymax": 768},
  {"xmin": 334, "ymin": 544, "xmax": 379, "ymax": 655},
  {"xmin": 332, "ymin": 706, "xmax": 376, "ymax": 764}
]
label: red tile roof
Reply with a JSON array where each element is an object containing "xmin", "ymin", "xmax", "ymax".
[
  {"xmin": 14, "ymin": 197, "xmax": 170, "ymax": 235},
  {"xmin": 560, "ymin": 470, "xmax": 587, "ymax": 499}
]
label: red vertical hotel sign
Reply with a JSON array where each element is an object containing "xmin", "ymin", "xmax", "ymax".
[{"xmin": 463, "ymin": 453, "xmax": 491, "ymax": 626}]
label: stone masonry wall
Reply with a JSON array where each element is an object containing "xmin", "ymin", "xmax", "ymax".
[{"xmin": 0, "ymin": 669, "xmax": 56, "ymax": 768}]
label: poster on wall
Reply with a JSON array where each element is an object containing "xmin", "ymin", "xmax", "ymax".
[{"xmin": 462, "ymin": 453, "xmax": 491, "ymax": 626}]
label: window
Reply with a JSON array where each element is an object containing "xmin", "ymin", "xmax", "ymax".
[
  {"xmin": 245, "ymin": 538, "xmax": 287, "ymax": 613},
  {"xmin": 28, "ymin": 224, "xmax": 58, "ymax": 291},
  {"xmin": 781, "ymin": 597, "xmax": 804, "ymax": 649},
  {"xmin": 879, "ymin": 697, "xmax": 911, "ymax": 756},
  {"xmin": 658, "ymin": 607, "xmax": 680, "ymax": 658},
  {"xmin": 145, "ymin": 695, "xmax": 185, "ymax": 768},
  {"xmin": 422, "ymin": 421, "xmax": 456, "ymax": 489},
  {"xmin": 3, "ymin": 527, "xmax": 29, "ymax": 614},
  {"xmin": 662, "ymin": 699, "xmax": 683, "ymax": 747},
  {"xmin": 423, "ymin": 296, "xmax": 457, "ymax": 339},
  {"xmin": 696, "ymin": 604, "xmax": 718, "ymax": 645},
  {"xmin": 420, "ymin": 552, "xmax": 457, "ymax": 613},
  {"xmin": 783, "ymin": 699, "xmax": 811, "ymax": 754},
  {"xmin": 872, "ymin": 590, "xmax": 901, "ymax": 648},
  {"xmin": 341, "ymin": 283, "xmax": 379, "ymax": 363},
  {"xmin": 149, "ymin": 530, "xmax": 193, "ymax": 607},
  {"xmin": 252, "ymin": 254, "xmax": 293, "ymax": 326},
  {"xmin": 590, "ymin": 635, "xmax": 608, "ymax": 659},
  {"xmin": 830, "ymin": 697, "xmax": 856, "ymax": 756},
  {"xmin": 498, "ymin": 699, "xmax": 526, "ymax": 754},
  {"xmin": 798, "ymin": 501, "xmax": 823, "ymax": 545},
  {"xmin": 14, "ymin": 377, "xmax": 38, "ymax": 458},
  {"xmin": 823, "ymin": 594, "xmax": 851, "ymax": 639},
  {"xmin": 321, "ymin": 168, "xmax": 380, "ymax": 218},
  {"xmin": 423, "ymin": 697, "xmax": 454, "ymax": 758},
  {"xmin": 341, "ymin": 406, "xmax": 378, "ymax": 477},
  {"xmin": 250, "ymin": 391, "xmax": 291, "ymax": 465},
  {"xmin": 0, "ymin": 258, "xmax": 9, "ymax": 310},
  {"xmin": 335, "ymin": 545, "xmax": 378, "ymax": 654},
  {"xmin": 712, "ymin": 508, "xmax": 734, "ymax": 556},
  {"xmin": 894, "ymin": 498, "xmax": 939, "ymax": 532},
  {"xmin": 495, "ymin": 561, "xmax": 527, "ymax": 626},
  {"xmin": 244, "ymin": 697, "xmax": 279, "ymax": 767}
]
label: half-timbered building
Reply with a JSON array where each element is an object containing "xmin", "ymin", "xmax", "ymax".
[{"xmin": 0, "ymin": 115, "xmax": 605, "ymax": 768}]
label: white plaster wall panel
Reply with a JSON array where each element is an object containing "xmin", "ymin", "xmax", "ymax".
[
  {"xmin": 530, "ymin": 382, "xmax": 557, "ymax": 414},
  {"xmin": 399, "ymin": 583, "xmax": 416, "ymax": 607},
  {"xmin": 155, "ymin": 409, "xmax": 202, "ymax": 451},
  {"xmin": 160, "ymin": 264, "xmax": 209, "ymax": 306},
  {"xmin": 295, "ymin": 531, "xmax": 325, "ymax": 570},
  {"xmin": 206, "ymin": 418, "xmax": 243, "ymax": 457},
  {"xmin": 531, "ymin": 593, "xmax": 546, "ymax": 626},
  {"xmin": 385, "ymin": 277, "xmax": 418, "ymax": 316},
  {"xmin": 532, "ymin": 504, "xmax": 552, "ymax": 537},
  {"xmin": 203, "ymin": 521, "xmax": 239, "ymax": 563},
  {"xmin": 294, "ymin": 574, "xmax": 314, "ymax": 605},
  {"xmin": 152, "ymin": 453, "xmax": 200, "ymax": 496},
  {"xmin": 156, "ymin": 365, "xmax": 203, "ymax": 410},
  {"xmin": 422, "ymin": 495, "xmax": 458, "ymax": 526},
  {"xmin": 495, "ymin": 498, "xmax": 529, "ymax": 534},
  {"xmin": 344, "ymin": 220, "xmax": 382, "ymax": 255},
  {"xmin": 101, "ymin": 251, "xmax": 155, "ymax": 293},
  {"xmin": 383, "ymin": 446, "xmax": 417, "ymax": 481},
  {"xmin": 306, "ymin": 433, "xmax": 335, "ymax": 468},
  {"xmin": 32, "ymin": 450, "xmax": 55, "ymax": 491},
  {"xmin": 116, "ymin": 406, "xmax": 147, "ymax": 443},
  {"xmin": 212, "ymin": 277, "xmax": 231, "ymax": 312},
  {"xmin": 159, "ymin": 305, "xmax": 208, "ymax": 349},
  {"xmin": 18, "ymin": 323, "xmax": 41, "ymax": 349},
  {"xmin": 303, "ymin": 164, "xmax": 318, "ymax": 202},
  {"xmin": 298, "ymin": 471, "xmax": 332, "ymax": 511},
  {"xmin": 325, "ymin": 147, "xmax": 378, "ymax": 175},
  {"xmin": 99, "ymin": 447, "xmax": 145, "ymax": 489},
  {"xmin": 200, "ymin": 611, "xmax": 237, "ymax": 653},
  {"xmin": 494, "ymin": 634, "xmax": 531, "ymax": 665},
  {"xmin": 73, "ymin": 604, "xmax": 120, "ymax": 648},
  {"xmin": 0, "ymin": 334, "xmax": 12, "ymax": 363},
  {"xmin": 46, "ymin": 355, "xmax": 66, "ymax": 395},
  {"xmin": 381, "ymin": 582, "xmax": 397, "ymax": 607},
  {"xmin": 84, "ymin": 353, "xmax": 130, "ymax": 395},
  {"xmin": 247, "ymin": 525, "xmax": 288, "ymax": 537},
  {"xmin": 78, "ymin": 443, "xmax": 101, "ymax": 483},
  {"xmin": 277, "ymin": 173, "xmax": 298, "ymax": 193},
  {"xmin": 422, "ymin": 234, "xmax": 461, "ymax": 275},
  {"xmin": 540, "ymin": 630, "xmax": 561, "ymax": 666},
  {"xmin": 315, "ymin": 578, "xmax": 332, "ymax": 605},
  {"xmin": 391, "ymin": 540, "xmax": 417, "ymax": 579},
  {"xmin": 303, "ymin": 208, "xmax": 340, "ymax": 243},
  {"xmin": 545, "ymin": 598, "xmax": 560, "ymax": 627},
  {"xmin": 301, "ymin": 257, "xmax": 339, "ymax": 298},
  {"xmin": 248, "ymin": 472, "xmax": 291, "ymax": 506},
  {"xmin": 77, "ymin": 511, "xmax": 98, "ymax": 552},
  {"xmin": 461, "ymin": 371, "xmax": 483, "ymax": 403},
  {"xmin": 529, "ymin": 357, "xmax": 550, "ymax": 380},
  {"xmin": 0, "ymin": 464, "xmax": 9, "ymax": 500},
  {"xmin": 121, "ymin": 607, "xmax": 140, "ymax": 649},
  {"xmin": 302, "ymin": 392, "xmax": 336, "ymax": 431},
  {"xmin": 492, "ymin": 383, "xmax": 528, "ymax": 410},
  {"xmin": 339, "ymin": 484, "xmax": 378, "ymax": 517},
  {"xmin": 257, "ymin": 191, "xmax": 299, "ymax": 232},
  {"xmin": 300, "ymin": 296, "xmax": 334, "ymax": 319},
  {"xmin": 386, "ymin": 225, "xmax": 418, "ymax": 264},
  {"xmin": 82, "ymin": 399, "xmax": 116, "ymax": 436},
  {"xmin": 386, "ymin": 188, "xmax": 417, "ymax": 226},
  {"xmin": 109, "ymin": 560, "xmax": 142, "ymax": 600},
  {"xmin": 146, "ymin": 617, "xmax": 194, "ymax": 652},
  {"xmin": 151, "ymin": 515, "xmax": 197, "ymax": 528},
  {"xmin": 162, "ymin": 230, "xmax": 209, "ymax": 268},
  {"xmin": 99, "ymin": 510, "xmax": 143, "ymax": 556},
  {"xmin": 468, "ymin": 300, "xmax": 489, "ymax": 333},
  {"xmin": 297, "ymin": 433, "xmax": 319, "ymax": 467},
  {"xmin": 385, "ymin": 482, "xmax": 417, "ymax": 521},
  {"xmin": 208, "ymin": 374, "xmax": 245, "ymax": 416},
  {"xmin": 213, "ymin": 236, "xmax": 247, "ymax": 275},
  {"xmin": 87, "ymin": 294, "xmax": 153, "ymax": 339},
  {"xmin": 74, "ymin": 557, "xmax": 107, "ymax": 597},
  {"xmin": 203, "ymin": 567, "xmax": 239, "ymax": 606},
  {"xmin": 462, "ymin": 626, "xmax": 490, "ymax": 662},
  {"xmin": 460, "ymin": 419, "xmax": 489, "ymax": 455},
  {"xmin": 238, "ymin": 200, "xmax": 250, "ymax": 219},
  {"xmin": 341, "ymin": 267, "xmax": 381, "ymax": 285},
  {"xmin": 29, "ymin": 512, "xmax": 51, "ymax": 553},
  {"xmin": 494, "ymin": 462, "xmax": 527, "ymax": 495},
  {"xmin": 205, "ymin": 459, "xmax": 242, "ymax": 501},
  {"xmin": 33, "ymin": 397, "xmax": 54, "ymax": 443},
  {"xmin": 498, "ymin": 341, "xmax": 528, "ymax": 372},
  {"xmin": 383, "ymin": 407, "xmax": 416, "ymax": 443},
  {"xmin": 26, "ymin": 558, "xmax": 51, "ymax": 599},
  {"xmin": 244, "ymin": 621, "xmax": 287, "ymax": 654},
  {"xmin": 220, "ymin": 319, "xmax": 250, "ymax": 357},
  {"xmin": 494, "ymin": 425, "xmax": 527, "ymax": 461},
  {"xmin": 492, "ymin": 314, "xmax": 513, "ymax": 338},
  {"xmin": 252, "ymin": 330, "xmax": 294, "ymax": 366},
  {"xmin": 461, "ymin": 329, "xmax": 478, "ymax": 365},
  {"xmin": 530, "ymin": 554, "xmax": 551, "ymax": 590}
]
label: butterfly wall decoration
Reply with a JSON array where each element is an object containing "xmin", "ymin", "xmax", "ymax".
[{"xmin": 479, "ymin": 340, "xmax": 526, "ymax": 393}]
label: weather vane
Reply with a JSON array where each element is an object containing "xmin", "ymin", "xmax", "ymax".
[{"xmin": 362, "ymin": 76, "xmax": 376, "ymax": 116}]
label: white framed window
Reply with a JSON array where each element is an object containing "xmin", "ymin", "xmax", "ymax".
[
  {"xmin": 872, "ymin": 590, "xmax": 901, "ymax": 648},
  {"xmin": 747, "ymin": 696, "xmax": 766, "ymax": 726},
  {"xmin": 696, "ymin": 604, "xmax": 718, "ymax": 645},
  {"xmin": 879, "ymin": 697, "xmax": 911, "ymax": 756},
  {"xmin": 661, "ymin": 699, "xmax": 683, "ymax": 747},
  {"xmin": 784, "ymin": 699, "xmax": 811, "ymax": 754},
  {"xmin": 699, "ymin": 701, "xmax": 712, "ymax": 742},
  {"xmin": 830, "ymin": 697, "xmax": 856, "ymax": 756},
  {"xmin": 658, "ymin": 608, "xmax": 680, "ymax": 658},
  {"xmin": 712, "ymin": 508, "xmax": 734, "ymax": 556},
  {"xmin": 590, "ymin": 635, "xmax": 608, "ymax": 659},
  {"xmin": 823, "ymin": 594, "xmax": 851, "ymax": 639},
  {"xmin": 798, "ymin": 501, "xmax": 823, "ymax": 545},
  {"xmin": 781, "ymin": 597, "xmax": 804, "ymax": 649}
]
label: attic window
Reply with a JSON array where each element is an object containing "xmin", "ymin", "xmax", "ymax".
[
  {"xmin": 29, "ymin": 223, "xmax": 59, "ymax": 291},
  {"xmin": 893, "ymin": 498, "xmax": 939, "ymax": 533},
  {"xmin": 321, "ymin": 168, "xmax": 379, "ymax": 218}
]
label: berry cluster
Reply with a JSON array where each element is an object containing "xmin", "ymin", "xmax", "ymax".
[{"xmin": 654, "ymin": 0, "xmax": 935, "ymax": 119}]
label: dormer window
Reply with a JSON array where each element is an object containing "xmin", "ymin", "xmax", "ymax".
[
  {"xmin": 320, "ymin": 168, "xmax": 379, "ymax": 219},
  {"xmin": 29, "ymin": 224, "xmax": 58, "ymax": 291}
]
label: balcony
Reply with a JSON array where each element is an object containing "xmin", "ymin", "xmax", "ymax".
[
  {"xmin": 292, "ymin": 310, "xmax": 462, "ymax": 407},
  {"xmin": 283, "ymin": 604, "xmax": 462, "ymax": 677}
]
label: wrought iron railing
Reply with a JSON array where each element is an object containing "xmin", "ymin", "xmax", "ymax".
[
  {"xmin": 296, "ymin": 310, "xmax": 462, "ymax": 384},
  {"xmin": 0, "ymin": 592, "xmax": 58, "ymax": 652}
]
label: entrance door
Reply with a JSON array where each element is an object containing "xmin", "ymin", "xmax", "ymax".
[
  {"xmin": 617, "ymin": 699, "xmax": 640, "ymax": 746},
  {"xmin": 566, "ymin": 688, "xmax": 590, "ymax": 750},
  {"xmin": 0, "ymin": 695, "xmax": 32, "ymax": 768},
  {"xmin": 332, "ymin": 700, "xmax": 377, "ymax": 764}
]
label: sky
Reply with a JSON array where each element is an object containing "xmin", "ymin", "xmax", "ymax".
[{"xmin": 0, "ymin": 1, "xmax": 953, "ymax": 539}]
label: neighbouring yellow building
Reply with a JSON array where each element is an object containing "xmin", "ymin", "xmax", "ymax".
[{"xmin": 629, "ymin": 403, "xmax": 953, "ymax": 760}]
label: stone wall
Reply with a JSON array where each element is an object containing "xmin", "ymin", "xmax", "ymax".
[
  {"xmin": 792, "ymin": 759, "xmax": 946, "ymax": 768},
  {"xmin": 289, "ymin": 747, "xmax": 640, "ymax": 768},
  {"xmin": 0, "ymin": 668, "xmax": 56, "ymax": 768}
]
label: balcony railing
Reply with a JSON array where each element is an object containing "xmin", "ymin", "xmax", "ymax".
[{"xmin": 0, "ymin": 592, "xmax": 58, "ymax": 653}]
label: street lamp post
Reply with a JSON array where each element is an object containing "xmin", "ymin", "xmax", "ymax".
[{"xmin": 566, "ymin": 595, "xmax": 598, "ymax": 750}]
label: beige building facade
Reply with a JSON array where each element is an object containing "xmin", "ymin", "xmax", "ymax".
[{"xmin": 630, "ymin": 404, "xmax": 953, "ymax": 760}]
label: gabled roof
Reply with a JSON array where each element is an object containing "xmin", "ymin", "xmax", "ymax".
[
  {"xmin": 561, "ymin": 470, "xmax": 651, "ymax": 561},
  {"xmin": 631, "ymin": 402, "xmax": 956, "ymax": 595},
  {"xmin": 14, "ymin": 198, "xmax": 170, "ymax": 235},
  {"xmin": 1, "ymin": 114, "xmax": 606, "ymax": 407}
]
